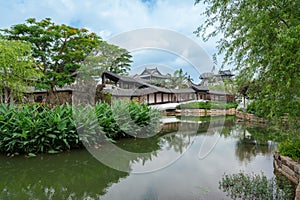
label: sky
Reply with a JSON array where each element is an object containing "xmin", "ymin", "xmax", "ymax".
[{"xmin": 0, "ymin": 0, "xmax": 224, "ymax": 83}]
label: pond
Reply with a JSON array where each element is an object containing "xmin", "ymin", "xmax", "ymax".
[{"xmin": 0, "ymin": 116, "xmax": 288, "ymax": 199}]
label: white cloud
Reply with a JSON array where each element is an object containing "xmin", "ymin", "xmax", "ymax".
[{"xmin": 0, "ymin": 0, "xmax": 227, "ymax": 80}]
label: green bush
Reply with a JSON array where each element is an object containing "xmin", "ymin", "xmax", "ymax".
[
  {"xmin": 246, "ymin": 101, "xmax": 265, "ymax": 117},
  {"xmin": 177, "ymin": 101, "xmax": 238, "ymax": 110},
  {"xmin": 0, "ymin": 103, "xmax": 80, "ymax": 155},
  {"xmin": 278, "ymin": 137, "xmax": 300, "ymax": 160},
  {"xmin": 219, "ymin": 172, "xmax": 294, "ymax": 200},
  {"xmin": 95, "ymin": 101, "xmax": 161, "ymax": 139},
  {"xmin": 0, "ymin": 102, "xmax": 161, "ymax": 155}
]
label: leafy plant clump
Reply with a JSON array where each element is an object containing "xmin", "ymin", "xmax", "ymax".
[
  {"xmin": 95, "ymin": 101, "xmax": 161, "ymax": 139},
  {"xmin": 0, "ymin": 103, "xmax": 81, "ymax": 155},
  {"xmin": 0, "ymin": 102, "xmax": 161, "ymax": 155},
  {"xmin": 219, "ymin": 172, "xmax": 294, "ymax": 200}
]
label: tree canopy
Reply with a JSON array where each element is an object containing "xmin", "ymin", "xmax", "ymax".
[
  {"xmin": 166, "ymin": 69, "xmax": 190, "ymax": 89},
  {"xmin": 1, "ymin": 18, "xmax": 133, "ymax": 99},
  {"xmin": 194, "ymin": 0, "xmax": 300, "ymax": 121},
  {"xmin": 92, "ymin": 41, "xmax": 132, "ymax": 75},
  {"xmin": 2, "ymin": 18, "xmax": 101, "ymax": 91},
  {"xmin": 0, "ymin": 39, "xmax": 41, "ymax": 103}
]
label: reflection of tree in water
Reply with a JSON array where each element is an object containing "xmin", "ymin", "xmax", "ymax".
[
  {"xmin": 0, "ymin": 151, "xmax": 128, "ymax": 199},
  {"xmin": 0, "ymin": 117, "xmax": 280, "ymax": 199},
  {"xmin": 235, "ymin": 125, "xmax": 278, "ymax": 163},
  {"xmin": 171, "ymin": 116, "xmax": 279, "ymax": 164},
  {"xmin": 158, "ymin": 116, "xmax": 237, "ymax": 154},
  {"xmin": 161, "ymin": 133, "xmax": 193, "ymax": 154}
]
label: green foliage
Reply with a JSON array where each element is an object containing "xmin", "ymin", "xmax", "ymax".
[
  {"xmin": 95, "ymin": 101, "xmax": 161, "ymax": 139},
  {"xmin": 0, "ymin": 39, "xmax": 41, "ymax": 103},
  {"xmin": 195, "ymin": 0, "xmax": 300, "ymax": 122},
  {"xmin": 177, "ymin": 101, "xmax": 238, "ymax": 109},
  {"xmin": 165, "ymin": 68, "xmax": 190, "ymax": 89},
  {"xmin": 0, "ymin": 103, "xmax": 80, "ymax": 155},
  {"xmin": 1, "ymin": 18, "xmax": 101, "ymax": 91},
  {"xmin": 279, "ymin": 137, "xmax": 300, "ymax": 160},
  {"xmin": 177, "ymin": 101, "xmax": 211, "ymax": 109},
  {"xmin": 0, "ymin": 102, "xmax": 161, "ymax": 155},
  {"xmin": 92, "ymin": 41, "xmax": 132, "ymax": 75},
  {"xmin": 219, "ymin": 172, "xmax": 294, "ymax": 200},
  {"xmin": 246, "ymin": 101, "xmax": 266, "ymax": 118}
]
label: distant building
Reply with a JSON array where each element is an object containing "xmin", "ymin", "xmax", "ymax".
[
  {"xmin": 24, "ymin": 68, "xmax": 235, "ymax": 105},
  {"xmin": 217, "ymin": 70, "xmax": 234, "ymax": 80},
  {"xmin": 102, "ymin": 70, "xmax": 235, "ymax": 104},
  {"xmin": 200, "ymin": 70, "xmax": 234, "ymax": 86},
  {"xmin": 134, "ymin": 67, "xmax": 168, "ymax": 82},
  {"xmin": 24, "ymin": 87, "xmax": 73, "ymax": 105}
]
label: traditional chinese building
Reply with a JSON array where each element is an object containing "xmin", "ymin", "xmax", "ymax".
[{"xmin": 101, "ymin": 71, "xmax": 234, "ymax": 104}]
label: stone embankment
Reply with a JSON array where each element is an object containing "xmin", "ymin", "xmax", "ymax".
[
  {"xmin": 178, "ymin": 108, "xmax": 236, "ymax": 116},
  {"xmin": 274, "ymin": 152, "xmax": 300, "ymax": 200},
  {"xmin": 236, "ymin": 111, "xmax": 266, "ymax": 123}
]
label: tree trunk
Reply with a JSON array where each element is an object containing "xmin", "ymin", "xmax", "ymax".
[
  {"xmin": 0, "ymin": 89, "xmax": 3, "ymax": 104},
  {"xmin": 3, "ymin": 87, "xmax": 9, "ymax": 104},
  {"xmin": 9, "ymin": 92, "xmax": 14, "ymax": 105}
]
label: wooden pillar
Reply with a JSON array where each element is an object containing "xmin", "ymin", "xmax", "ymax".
[
  {"xmin": 154, "ymin": 93, "xmax": 157, "ymax": 104},
  {"xmin": 102, "ymin": 74, "xmax": 106, "ymax": 84},
  {"xmin": 147, "ymin": 94, "xmax": 149, "ymax": 104}
]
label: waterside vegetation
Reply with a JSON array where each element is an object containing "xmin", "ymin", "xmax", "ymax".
[
  {"xmin": 177, "ymin": 101, "xmax": 238, "ymax": 110},
  {"xmin": 219, "ymin": 172, "xmax": 295, "ymax": 200},
  {"xmin": 0, "ymin": 102, "xmax": 160, "ymax": 156}
]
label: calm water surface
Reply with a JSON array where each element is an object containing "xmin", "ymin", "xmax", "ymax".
[{"xmin": 0, "ymin": 116, "xmax": 279, "ymax": 200}]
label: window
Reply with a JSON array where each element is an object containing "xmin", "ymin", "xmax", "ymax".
[{"xmin": 35, "ymin": 95, "xmax": 43, "ymax": 103}]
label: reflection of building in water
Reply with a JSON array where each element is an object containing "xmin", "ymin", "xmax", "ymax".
[
  {"xmin": 161, "ymin": 121, "xmax": 208, "ymax": 134},
  {"xmin": 161, "ymin": 116, "xmax": 235, "ymax": 134}
]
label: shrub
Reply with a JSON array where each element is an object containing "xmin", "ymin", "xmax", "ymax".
[
  {"xmin": 246, "ymin": 101, "xmax": 267, "ymax": 118},
  {"xmin": 176, "ymin": 101, "xmax": 238, "ymax": 110},
  {"xmin": 95, "ymin": 101, "xmax": 161, "ymax": 139},
  {"xmin": 0, "ymin": 103, "xmax": 81, "ymax": 155},
  {"xmin": 0, "ymin": 102, "xmax": 161, "ymax": 155},
  {"xmin": 219, "ymin": 172, "xmax": 294, "ymax": 200},
  {"xmin": 278, "ymin": 136, "xmax": 300, "ymax": 160}
]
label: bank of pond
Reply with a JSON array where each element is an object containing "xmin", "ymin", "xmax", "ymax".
[{"xmin": 0, "ymin": 114, "xmax": 296, "ymax": 199}]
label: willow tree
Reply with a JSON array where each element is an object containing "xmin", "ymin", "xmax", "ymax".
[
  {"xmin": 0, "ymin": 39, "xmax": 41, "ymax": 103},
  {"xmin": 194, "ymin": 0, "xmax": 300, "ymax": 122}
]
